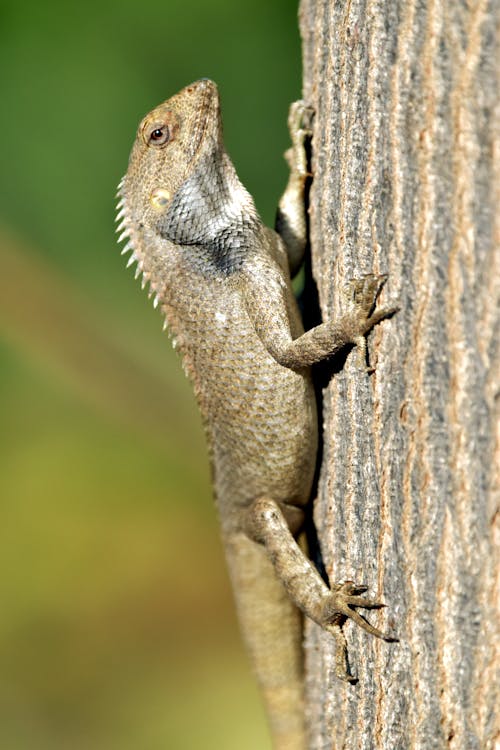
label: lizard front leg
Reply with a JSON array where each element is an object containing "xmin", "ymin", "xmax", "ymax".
[
  {"xmin": 246, "ymin": 271, "xmax": 398, "ymax": 371},
  {"xmin": 245, "ymin": 498, "xmax": 396, "ymax": 682}
]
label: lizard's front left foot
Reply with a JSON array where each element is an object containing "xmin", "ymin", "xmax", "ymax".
[
  {"xmin": 284, "ymin": 100, "xmax": 314, "ymax": 178},
  {"xmin": 277, "ymin": 101, "xmax": 315, "ymax": 274},
  {"xmin": 317, "ymin": 581, "xmax": 398, "ymax": 682}
]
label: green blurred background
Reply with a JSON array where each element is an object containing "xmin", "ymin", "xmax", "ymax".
[{"xmin": 0, "ymin": 1, "xmax": 301, "ymax": 747}]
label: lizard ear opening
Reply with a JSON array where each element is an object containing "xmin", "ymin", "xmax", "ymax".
[{"xmin": 150, "ymin": 188, "xmax": 171, "ymax": 210}]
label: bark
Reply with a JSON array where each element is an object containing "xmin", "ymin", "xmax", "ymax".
[{"xmin": 299, "ymin": 1, "xmax": 499, "ymax": 748}]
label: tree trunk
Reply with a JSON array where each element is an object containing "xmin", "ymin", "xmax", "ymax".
[{"xmin": 299, "ymin": 1, "xmax": 499, "ymax": 748}]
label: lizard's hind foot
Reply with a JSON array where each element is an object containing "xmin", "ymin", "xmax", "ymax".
[
  {"xmin": 319, "ymin": 581, "xmax": 398, "ymax": 682},
  {"xmin": 319, "ymin": 580, "xmax": 397, "ymax": 641}
]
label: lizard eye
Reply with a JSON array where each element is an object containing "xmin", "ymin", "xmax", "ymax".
[{"xmin": 148, "ymin": 124, "xmax": 171, "ymax": 146}]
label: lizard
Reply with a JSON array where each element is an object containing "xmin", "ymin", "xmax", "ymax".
[{"xmin": 116, "ymin": 78, "xmax": 397, "ymax": 750}]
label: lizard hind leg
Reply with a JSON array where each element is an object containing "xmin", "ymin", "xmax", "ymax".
[{"xmin": 245, "ymin": 497, "xmax": 397, "ymax": 683}]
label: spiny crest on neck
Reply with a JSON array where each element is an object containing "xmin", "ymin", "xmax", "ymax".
[{"xmin": 115, "ymin": 176, "xmax": 164, "ymax": 319}]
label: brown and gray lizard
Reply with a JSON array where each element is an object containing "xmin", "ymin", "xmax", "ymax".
[{"xmin": 116, "ymin": 78, "xmax": 396, "ymax": 750}]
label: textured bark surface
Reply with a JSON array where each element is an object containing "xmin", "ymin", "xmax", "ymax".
[{"xmin": 299, "ymin": 1, "xmax": 499, "ymax": 748}]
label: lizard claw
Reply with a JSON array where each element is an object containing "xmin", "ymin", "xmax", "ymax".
[
  {"xmin": 319, "ymin": 580, "xmax": 397, "ymax": 642},
  {"xmin": 347, "ymin": 273, "xmax": 387, "ymax": 314},
  {"xmin": 342, "ymin": 274, "xmax": 399, "ymax": 371},
  {"xmin": 288, "ymin": 100, "xmax": 314, "ymax": 137},
  {"xmin": 316, "ymin": 581, "xmax": 398, "ymax": 683},
  {"xmin": 284, "ymin": 100, "xmax": 314, "ymax": 178}
]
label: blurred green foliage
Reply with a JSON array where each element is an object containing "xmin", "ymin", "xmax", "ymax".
[{"xmin": 0, "ymin": 0, "xmax": 301, "ymax": 747}]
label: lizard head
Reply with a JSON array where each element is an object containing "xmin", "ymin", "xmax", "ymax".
[
  {"xmin": 121, "ymin": 78, "xmax": 222, "ymax": 216},
  {"xmin": 116, "ymin": 79, "xmax": 257, "ymax": 284}
]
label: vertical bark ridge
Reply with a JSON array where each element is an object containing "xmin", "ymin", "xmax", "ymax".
[
  {"xmin": 444, "ymin": 3, "xmax": 499, "ymax": 746},
  {"xmin": 406, "ymin": 1, "xmax": 453, "ymax": 744}
]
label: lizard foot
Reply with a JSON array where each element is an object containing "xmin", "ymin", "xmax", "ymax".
[
  {"xmin": 343, "ymin": 273, "xmax": 399, "ymax": 371},
  {"xmin": 284, "ymin": 100, "xmax": 314, "ymax": 178},
  {"xmin": 318, "ymin": 581, "xmax": 398, "ymax": 682},
  {"xmin": 347, "ymin": 273, "xmax": 397, "ymax": 324},
  {"xmin": 277, "ymin": 100, "xmax": 315, "ymax": 274}
]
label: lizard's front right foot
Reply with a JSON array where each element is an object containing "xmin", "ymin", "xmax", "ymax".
[
  {"xmin": 342, "ymin": 273, "xmax": 398, "ymax": 370},
  {"xmin": 347, "ymin": 273, "xmax": 397, "ymax": 331}
]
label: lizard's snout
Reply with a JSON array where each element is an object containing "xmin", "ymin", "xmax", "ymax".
[
  {"xmin": 185, "ymin": 78, "xmax": 217, "ymax": 94},
  {"xmin": 181, "ymin": 78, "xmax": 219, "ymax": 111}
]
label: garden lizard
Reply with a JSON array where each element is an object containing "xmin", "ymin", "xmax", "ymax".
[{"xmin": 116, "ymin": 78, "xmax": 397, "ymax": 750}]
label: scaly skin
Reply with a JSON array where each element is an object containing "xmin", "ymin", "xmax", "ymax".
[{"xmin": 117, "ymin": 79, "xmax": 397, "ymax": 750}]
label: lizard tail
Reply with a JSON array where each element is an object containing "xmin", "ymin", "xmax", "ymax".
[{"xmin": 224, "ymin": 532, "xmax": 306, "ymax": 750}]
